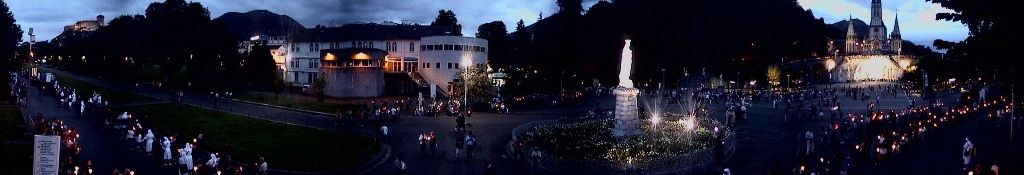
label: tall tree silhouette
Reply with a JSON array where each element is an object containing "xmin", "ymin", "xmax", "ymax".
[
  {"xmin": 0, "ymin": 0, "xmax": 23, "ymax": 75},
  {"xmin": 430, "ymin": 10, "xmax": 462, "ymax": 36},
  {"xmin": 476, "ymin": 21, "xmax": 510, "ymax": 68}
]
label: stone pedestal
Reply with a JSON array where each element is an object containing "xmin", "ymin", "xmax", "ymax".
[{"xmin": 612, "ymin": 86, "xmax": 642, "ymax": 138}]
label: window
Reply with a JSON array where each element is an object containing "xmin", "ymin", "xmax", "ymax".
[
  {"xmin": 410, "ymin": 42, "xmax": 415, "ymax": 52},
  {"xmin": 444, "ymin": 45, "xmax": 453, "ymax": 50},
  {"xmin": 436, "ymin": 63, "xmax": 440, "ymax": 68},
  {"xmin": 385, "ymin": 42, "xmax": 392, "ymax": 51},
  {"xmin": 454, "ymin": 63, "xmax": 459, "ymax": 69},
  {"xmin": 421, "ymin": 45, "xmax": 426, "ymax": 51},
  {"xmin": 454, "ymin": 45, "xmax": 463, "ymax": 51},
  {"xmin": 296, "ymin": 47, "xmax": 300, "ymax": 52},
  {"xmin": 368, "ymin": 41, "xmax": 373, "ymax": 48},
  {"xmin": 293, "ymin": 72, "xmax": 298, "ymax": 82},
  {"xmin": 481, "ymin": 47, "xmax": 486, "ymax": 53},
  {"xmin": 309, "ymin": 43, "xmax": 313, "ymax": 52},
  {"xmin": 426, "ymin": 45, "xmax": 433, "ymax": 51},
  {"xmin": 315, "ymin": 43, "xmax": 319, "ymax": 50},
  {"xmin": 447, "ymin": 63, "xmax": 453, "ymax": 69},
  {"xmin": 424, "ymin": 62, "xmax": 429, "ymax": 68},
  {"xmin": 329, "ymin": 43, "xmax": 334, "ymax": 49},
  {"xmin": 351, "ymin": 41, "xmax": 356, "ymax": 48}
]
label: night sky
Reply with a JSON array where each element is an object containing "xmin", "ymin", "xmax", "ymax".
[{"xmin": 8, "ymin": 0, "xmax": 965, "ymax": 49}]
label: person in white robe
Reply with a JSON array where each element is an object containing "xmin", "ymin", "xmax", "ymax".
[
  {"xmin": 145, "ymin": 129, "xmax": 155, "ymax": 155},
  {"xmin": 181, "ymin": 143, "xmax": 194, "ymax": 172},
  {"xmin": 963, "ymin": 138, "xmax": 973, "ymax": 170},
  {"xmin": 258, "ymin": 157, "xmax": 268, "ymax": 175},
  {"xmin": 162, "ymin": 136, "xmax": 172, "ymax": 165},
  {"xmin": 206, "ymin": 153, "xmax": 219, "ymax": 173}
]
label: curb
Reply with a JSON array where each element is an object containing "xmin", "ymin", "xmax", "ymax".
[
  {"xmin": 358, "ymin": 143, "xmax": 391, "ymax": 174},
  {"xmin": 224, "ymin": 98, "xmax": 334, "ymax": 117}
]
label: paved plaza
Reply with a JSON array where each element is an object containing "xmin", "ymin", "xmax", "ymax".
[{"xmin": 22, "ymin": 68, "xmax": 1018, "ymax": 175}]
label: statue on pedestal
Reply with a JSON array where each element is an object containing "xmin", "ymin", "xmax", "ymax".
[{"xmin": 613, "ymin": 35, "xmax": 641, "ymax": 138}]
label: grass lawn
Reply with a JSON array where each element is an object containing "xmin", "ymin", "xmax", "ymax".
[
  {"xmin": 117, "ymin": 104, "xmax": 379, "ymax": 171},
  {"xmin": 236, "ymin": 93, "xmax": 361, "ymax": 114},
  {"xmin": 0, "ymin": 107, "xmax": 31, "ymax": 175},
  {"xmin": 39, "ymin": 69, "xmax": 156, "ymax": 104}
]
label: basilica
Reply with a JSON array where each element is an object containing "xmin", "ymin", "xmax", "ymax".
[
  {"xmin": 843, "ymin": 0, "xmax": 902, "ymax": 55},
  {"xmin": 829, "ymin": 0, "xmax": 912, "ymax": 82}
]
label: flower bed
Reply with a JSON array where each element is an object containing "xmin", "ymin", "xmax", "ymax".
[{"xmin": 519, "ymin": 113, "xmax": 732, "ymax": 174}]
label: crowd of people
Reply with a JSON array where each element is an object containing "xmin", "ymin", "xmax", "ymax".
[{"xmin": 23, "ymin": 73, "xmax": 269, "ymax": 175}]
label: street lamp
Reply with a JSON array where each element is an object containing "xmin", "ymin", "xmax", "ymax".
[
  {"xmin": 661, "ymin": 69, "xmax": 666, "ymax": 91},
  {"xmin": 787, "ymin": 74, "xmax": 791, "ymax": 91}
]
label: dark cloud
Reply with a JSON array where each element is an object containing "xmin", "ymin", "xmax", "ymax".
[{"xmin": 7, "ymin": 0, "xmax": 630, "ymax": 42}]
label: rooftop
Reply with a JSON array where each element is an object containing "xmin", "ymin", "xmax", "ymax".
[{"xmin": 295, "ymin": 23, "xmax": 455, "ymax": 42}]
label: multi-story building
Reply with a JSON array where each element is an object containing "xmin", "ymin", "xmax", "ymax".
[{"xmin": 283, "ymin": 22, "xmax": 488, "ymax": 98}]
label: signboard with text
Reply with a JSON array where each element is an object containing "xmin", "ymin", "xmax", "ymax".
[{"xmin": 33, "ymin": 135, "xmax": 60, "ymax": 175}]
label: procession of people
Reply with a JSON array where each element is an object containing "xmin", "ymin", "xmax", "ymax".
[{"xmin": 19, "ymin": 72, "xmax": 270, "ymax": 175}]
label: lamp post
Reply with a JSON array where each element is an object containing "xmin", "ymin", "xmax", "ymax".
[
  {"xmin": 661, "ymin": 69, "xmax": 666, "ymax": 92},
  {"xmin": 561, "ymin": 70, "xmax": 565, "ymax": 94},
  {"xmin": 787, "ymin": 74, "xmax": 791, "ymax": 91}
]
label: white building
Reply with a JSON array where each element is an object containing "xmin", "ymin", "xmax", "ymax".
[
  {"xmin": 418, "ymin": 36, "xmax": 488, "ymax": 92},
  {"xmin": 282, "ymin": 22, "xmax": 488, "ymax": 97}
]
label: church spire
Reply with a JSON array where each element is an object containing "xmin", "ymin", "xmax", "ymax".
[
  {"xmin": 846, "ymin": 15, "xmax": 856, "ymax": 37},
  {"xmin": 891, "ymin": 12, "xmax": 901, "ymax": 37}
]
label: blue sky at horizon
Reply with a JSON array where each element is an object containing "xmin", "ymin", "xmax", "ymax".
[{"xmin": 796, "ymin": 0, "xmax": 968, "ymax": 50}]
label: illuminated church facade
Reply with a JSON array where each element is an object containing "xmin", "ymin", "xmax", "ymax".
[{"xmin": 828, "ymin": 0, "xmax": 913, "ymax": 82}]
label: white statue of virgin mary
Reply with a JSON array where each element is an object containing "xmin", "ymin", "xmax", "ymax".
[{"xmin": 619, "ymin": 38, "xmax": 634, "ymax": 88}]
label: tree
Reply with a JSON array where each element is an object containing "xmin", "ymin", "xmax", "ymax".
[
  {"xmin": 453, "ymin": 64, "xmax": 493, "ymax": 101},
  {"xmin": 557, "ymin": 0, "xmax": 584, "ymax": 16},
  {"xmin": 241, "ymin": 41, "xmax": 277, "ymax": 89},
  {"xmin": 767, "ymin": 65, "xmax": 781, "ymax": 86},
  {"xmin": 430, "ymin": 10, "xmax": 462, "ymax": 36},
  {"xmin": 272, "ymin": 70, "xmax": 286, "ymax": 99},
  {"xmin": 0, "ymin": 0, "xmax": 23, "ymax": 75},
  {"xmin": 144, "ymin": 0, "xmax": 213, "ymax": 83},
  {"xmin": 925, "ymin": 0, "xmax": 1022, "ymax": 99},
  {"xmin": 476, "ymin": 21, "xmax": 510, "ymax": 67},
  {"xmin": 314, "ymin": 72, "xmax": 328, "ymax": 103}
]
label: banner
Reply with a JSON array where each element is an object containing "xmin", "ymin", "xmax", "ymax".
[{"xmin": 33, "ymin": 135, "xmax": 61, "ymax": 175}]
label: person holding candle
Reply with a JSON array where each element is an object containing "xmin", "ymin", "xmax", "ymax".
[
  {"xmin": 418, "ymin": 131, "xmax": 428, "ymax": 156},
  {"xmin": 466, "ymin": 131, "xmax": 477, "ymax": 159},
  {"xmin": 963, "ymin": 138, "xmax": 973, "ymax": 170},
  {"xmin": 162, "ymin": 136, "xmax": 172, "ymax": 166},
  {"xmin": 429, "ymin": 132, "xmax": 438, "ymax": 157},
  {"xmin": 258, "ymin": 157, "xmax": 268, "ymax": 175},
  {"xmin": 145, "ymin": 129, "xmax": 155, "ymax": 155}
]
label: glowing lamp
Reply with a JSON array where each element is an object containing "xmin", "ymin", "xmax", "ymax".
[
  {"xmin": 324, "ymin": 53, "xmax": 337, "ymax": 61},
  {"xmin": 353, "ymin": 53, "xmax": 369, "ymax": 60}
]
